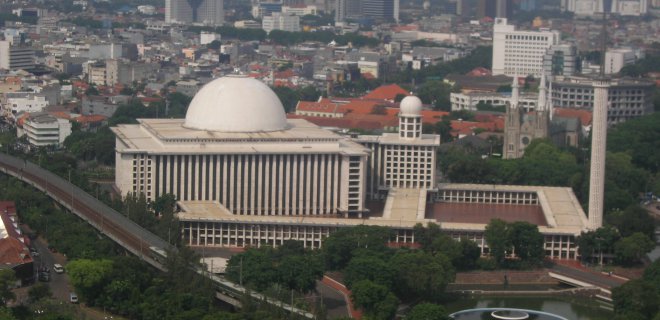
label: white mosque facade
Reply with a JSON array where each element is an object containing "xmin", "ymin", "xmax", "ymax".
[{"xmin": 113, "ymin": 75, "xmax": 590, "ymax": 260}]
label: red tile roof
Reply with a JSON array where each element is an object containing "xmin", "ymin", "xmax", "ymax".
[
  {"xmin": 363, "ymin": 84, "xmax": 409, "ymax": 100},
  {"xmin": 554, "ymin": 108, "xmax": 593, "ymax": 126}
]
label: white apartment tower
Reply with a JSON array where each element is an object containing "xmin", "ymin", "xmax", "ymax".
[
  {"xmin": 492, "ymin": 18, "xmax": 560, "ymax": 77},
  {"xmin": 166, "ymin": 0, "xmax": 224, "ymax": 25},
  {"xmin": 562, "ymin": 0, "xmax": 648, "ymax": 15}
]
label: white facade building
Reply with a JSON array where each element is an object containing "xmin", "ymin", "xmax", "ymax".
[
  {"xmin": 0, "ymin": 41, "xmax": 35, "ymax": 71},
  {"xmin": 604, "ymin": 48, "xmax": 644, "ymax": 74},
  {"xmin": 451, "ymin": 91, "xmax": 538, "ymax": 112},
  {"xmin": 262, "ymin": 13, "xmax": 301, "ymax": 33},
  {"xmin": 166, "ymin": 0, "xmax": 224, "ymax": 25},
  {"xmin": 21, "ymin": 113, "xmax": 72, "ymax": 147},
  {"xmin": 200, "ymin": 32, "xmax": 221, "ymax": 45},
  {"xmin": 492, "ymin": 18, "xmax": 560, "ymax": 77},
  {"xmin": 282, "ymin": 5, "xmax": 318, "ymax": 16},
  {"xmin": 3, "ymin": 93, "xmax": 48, "ymax": 119},
  {"xmin": 562, "ymin": 0, "xmax": 648, "ymax": 15}
]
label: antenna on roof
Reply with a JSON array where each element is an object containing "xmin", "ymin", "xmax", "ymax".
[{"xmin": 599, "ymin": 3, "xmax": 609, "ymax": 79}]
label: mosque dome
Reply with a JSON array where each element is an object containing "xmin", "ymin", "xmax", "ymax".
[
  {"xmin": 183, "ymin": 75, "xmax": 288, "ymax": 132},
  {"xmin": 399, "ymin": 95, "xmax": 423, "ymax": 117}
]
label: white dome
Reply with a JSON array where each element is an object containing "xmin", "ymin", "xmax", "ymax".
[
  {"xmin": 400, "ymin": 95, "xmax": 423, "ymax": 116},
  {"xmin": 183, "ymin": 75, "xmax": 288, "ymax": 132}
]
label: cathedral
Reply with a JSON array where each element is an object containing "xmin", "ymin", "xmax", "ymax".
[{"xmin": 503, "ymin": 74, "xmax": 551, "ymax": 159}]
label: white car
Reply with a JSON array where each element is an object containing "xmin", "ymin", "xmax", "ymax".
[
  {"xmin": 70, "ymin": 292, "xmax": 78, "ymax": 303},
  {"xmin": 53, "ymin": 264, "xmax": 64, "ymax": 274}
]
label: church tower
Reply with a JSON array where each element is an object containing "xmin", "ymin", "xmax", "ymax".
[
  {"xmin": 503, "ymin": 75, "xmax": 522, "ymax": 159},
  {"xmin": 534, "ymin": 72, "xmax": 550, "ymax": 139}
]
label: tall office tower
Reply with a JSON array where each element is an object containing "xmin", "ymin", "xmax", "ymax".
[
  {"xmin": 477, "ymin": 0, "xmax": 497, "ymax": 17},
  {"xmin": 0, "ymin": 40, "xmax": 34, "ymax": 71},
  {"xmin": 335, "ymin": 0, "xmax": 362, "ymax": 22},
  {"xmin": 587, "ymin": 80, "xmax": 609, "ymax": 230},
  {"xmin": 166, "ymin": 0, "xmax": 224, "ymax": 25},
  {"xmin": 492, "ymin": 18, "xmax": 560, "ymax": 77},
  {"xmin": 362, "ymin": 0, "xmax": 399, "ymax": 22},
  {"xmin": 520, "ymin": 0, "xmax": 538, "ymax": 11},
  {"xmin": 496, "ymin": 0, "xmax": 512, "ymax": 17}
]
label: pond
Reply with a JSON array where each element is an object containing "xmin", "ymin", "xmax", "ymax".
[{"xmin": 444, "ymin": 296, "xmax": 613, "ymax": 320}]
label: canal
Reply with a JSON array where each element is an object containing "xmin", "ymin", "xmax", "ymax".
[{"xmin": 445, "ymin": 296, "xmax": 613, "ymax": 320}]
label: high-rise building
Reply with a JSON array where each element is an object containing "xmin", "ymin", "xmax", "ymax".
[
  {"xmin": 165, "ymin": 0, "xmax": 224, "ymax": 25},
  {"xmin": 520, "ymin": 0, "xmax": 538, "ymax": 11},
  {"xmin": 563, "ymin": 0, "xmax": 647, "ymax": 15},
  {"xmin": 496, "ymin": 0, "xmax": 512, "ymax": 18},
  {"xmin": 543, "ymin": 44, "xmax": 579, "ymax": 76},
  {"xmin": 0, "ymin": 41, "xmax": 34, "ymax": 71},
  {"xmin": 492, "ymin": 18, "xmax": 560, "ymax": 77},
  {"xmin": 335, "ymin": 0, "xmax": 362, "ymax": 22},
  {"xmin": 362, "ymin": 0, "xmax": 399, "ymax": 22},
  {"xmin": 262, "ymin": 13, "xmax": 301, "ymax": 33},
  {"xmin": 477, "ymin": 0, "xmax": 496, "ymax": 17},
  {"xmin": 604, "ymin": 47, "xmax": 643, "ymax": 74}
]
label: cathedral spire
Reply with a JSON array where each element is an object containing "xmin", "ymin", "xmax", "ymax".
[
  {"xmin": 511, "ymin": 74, "xmax": 520, "ymax": 109},
  {"xmin": 538, "ymin": 71, "xmax": 547, "ymax": 111}
]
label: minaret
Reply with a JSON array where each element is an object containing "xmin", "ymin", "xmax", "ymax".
[
  {"xmin": 587, "ymin": 8, "xmax": 610, "ymax": 230},
  {"xmin": 399, "ymin": 95, "xmax": 423, "ymax": 140},
  {"xmin": 588, "ymin": 80, "xmax": 609, "ymax": 230},
  {"xmin": 511, "ymin": 74, "xmax": 519, "ymax": 108}
]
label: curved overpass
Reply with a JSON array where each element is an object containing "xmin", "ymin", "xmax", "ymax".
[{"xmin": 0, "ymin": 153, "xmax": 314, "ymax": 319}]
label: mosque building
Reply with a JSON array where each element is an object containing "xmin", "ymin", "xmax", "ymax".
[{"xmin": 113, "ymin": 75, "xmax": 590, "ymax": 259}]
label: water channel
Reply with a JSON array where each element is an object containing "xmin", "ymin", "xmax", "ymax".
[{"xmin": 444, "ymin": 296, "xmax": 613, "ymax": 320}]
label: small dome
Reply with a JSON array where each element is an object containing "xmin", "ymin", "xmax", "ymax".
[
  {"xmin": 400, "ymin": 95, "xmax": 423, "ymax": 116},
  {"xmin": 183, "ymin": 75, "xmax": 288, "ymax": 132}
]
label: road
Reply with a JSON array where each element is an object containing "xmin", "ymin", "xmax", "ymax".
[
  {"xmin": 550, "ymin": 263, "xmax": 625, "ymax": 289},
  {"xmin": 32, "ymin": 237, "xmax": 72, "ymax": 302},
  {"xmin": 0, "ymin": 153, "xmax": 315, "ymax": 319}
]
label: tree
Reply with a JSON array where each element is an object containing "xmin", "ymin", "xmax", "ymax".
[
  {"xmin": 85, "ymin": 86, "xmax": 99, "ymax": 96},
  {"xmin": 351, "ymin": 280, "xmax": 398, "ymax": 320},
  {"xmin": 613, "ymin": 279, "xmax": 660, "ymax": 319},
  {"xmin": 407, "ymin": 303, "xmax": 450, "ymax": 320},
  {"xmin": 607, "ymin": 205, "xmax": 655, "ymax": 238},
  {"xmin": 576, "ymin": 226, "xmax": 620, "ymax": 263},
  {"xmin": 508, "ymin": 221, "xmax": 545, "ymax": 266},
  {"xmin": 455, "ymin": 239, "xmax": 481, "ymax": 271},
  {"xmin": 322, "ymin": 225, "xmax": 392, "ymax": 270},
  {"xmin": 614, "ymin": 232, "xmax": 655, "ymax": 266},
  {"xmin": 28, "ymin": 283, "xmax": 52, "ymax": 302},
  {"xmin": 391, "ymin": 251, "xmax": 455, "ymax": 302},
  {"xmin": 484, "ymin": 219, "xmax": 511, "ymax": 265},
  {"xmin": 0, "ymin": 269, "xmax": 16, "ymax": 306},
  {"xmin": 277, "ymin": 253, "xmax": 323, "ymax": 294},
  {"xmin": 226, "ymin": 247, "xmax": 277, "ymax": 291},
  {"xmin": 344, "ymin": 254, "xmax": 395, "ymax": 289},
  {"xmin": 417, "ymin": 80, "xmax": 452, "ymax": 111},
  {"xmin": 66, "ymin": 259, "xmax": 114, "ymax": 303}
]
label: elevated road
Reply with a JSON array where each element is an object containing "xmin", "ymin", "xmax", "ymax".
[{"xmin": 0, "ymin": 153, "xmax": 313, "ymax": 319}]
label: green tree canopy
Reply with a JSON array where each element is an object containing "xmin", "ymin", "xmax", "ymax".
[
  {"xmin": 0, "ymin": 269, "xmax": 16, "ymax": 306},
  {"xmin": 508, "ymin": 221, "xmax": 545, "ymax": 266},
  {"xmin": 67, "ymin": 259, "xmax": 114, "ymax": 302},
  {"xmin": 391, "ymin": 251, "xmax": 455, "ymax": 302},
  {"xmin": 614, "ymin": 232, "xmax": 655, "ymax": 266},
  {"xmin": 484, "ymin": 219, "xmax": 511, "ymax": 264},
  {"xmin": 351, "ymin": 280, "xmax": 399, "ymax": 320},
  {"xmin": 407, "ymin": 303, "xmax": 450, "ymax": 320}
]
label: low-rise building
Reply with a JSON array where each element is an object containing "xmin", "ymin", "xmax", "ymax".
[
  {"xmin": 0, "ymin": 201, "xmax": 34, "ymax": 286},
  {"xmin": 19, "ymin": 112, "xmax": 72, "ymax": 147},
  {"xmin": 262, "ymin": 13, "xmax": 301, "ymax": 33}
]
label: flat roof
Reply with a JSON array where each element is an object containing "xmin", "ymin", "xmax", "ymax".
[
  {"xmin": 177, "ymin": 183, "xmax": 589, "ymax": 236},
  {"xmin": 427, "ymin": 202, "xmax": 547, "ymax": 226},
  {"xmin": 112, "ymin": 118, "xmax": 369, "ymax": 156}
]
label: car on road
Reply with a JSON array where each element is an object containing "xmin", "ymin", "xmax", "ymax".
[
  {"xmin": 53, "ymin": 264, "xmax": 64, "ymax": 274},
  {"xmin": 69, "ymin": 293, "xmax": 78, "ymax": 303},
  {"xmin": 30, "ymin": 248, "xmax": 39, "ymax": 257},
  {"xmin": 38, "ymin": 272, "xmax": 50, "ymax": 282}
]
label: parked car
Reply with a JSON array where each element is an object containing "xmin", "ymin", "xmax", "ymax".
[
  {"xmin": 69, "ymin": 292, "xmax": 78, "ymax": 303},
  {"xmin": 38, "ymin": 272, "xmax": 50, "ymax": 282},
  {"xmin": 30, "ymin": 248, "xmax": 39, "ymax": 257},
  {"xmin": 53, "ymin": 264, "xmax": 64, "ymax": 274}
]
